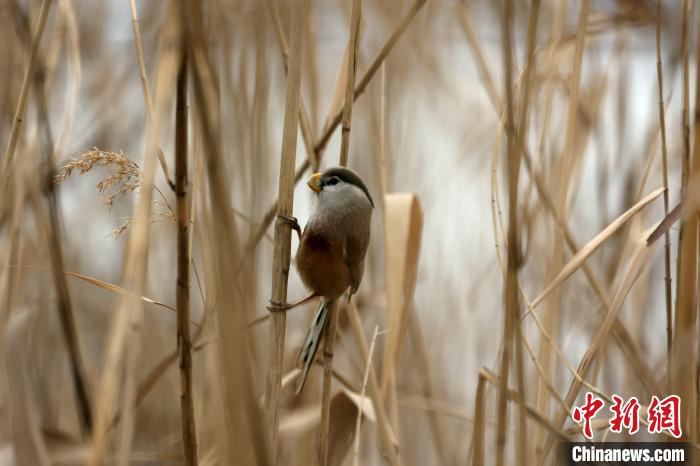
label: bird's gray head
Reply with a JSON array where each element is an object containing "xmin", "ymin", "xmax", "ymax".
[{"xmin": 307, "ymin": 167, "xmax": 374, "ymax": 210}]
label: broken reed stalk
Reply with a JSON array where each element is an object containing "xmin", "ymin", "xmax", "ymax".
[
  {"xmin": 319, "ymin": 3, "xmax": 361, "ymax": 465},
  {"xmin": 672, "ymin": 0, "xmax": 697, "ymax": 442},
  {"xmin": 655, "ymin": 0, "xmax": 673, "ymax": 380},
  {"xmin": 175, "ymin": 49, "xmax": 198, "ymax": 465},
  {"xmin": 352, "ymin": 325, "xmax": 379, "ymax": 466},
  {"xmin": 347, "ymin": 301, "xmax": 400, "ymax": 466},
  {"xmin": 496, "ymin": 0, "xmax": 526, "ymax": 465},
  {"xmin": 470, "ymin": 372, "xmax": 486, "ymax": 466},
  {"xmin": 1, "ymin": 0, "xmax": 51, "ymax": 191},
  {"xmin": 264, "ymin": 0, "xmax": 307, "ymax": 459},
  {"xmin": 241, "ymin": 0, "xmax": 426, "ymax": 262}
]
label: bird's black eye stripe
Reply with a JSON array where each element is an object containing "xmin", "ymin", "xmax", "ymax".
[{"xmin": 326, "ymin": 176, "xmax": 339, "ymax": 186}]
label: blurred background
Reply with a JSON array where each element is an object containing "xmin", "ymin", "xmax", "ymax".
[{"xmin": 0, "ymin": 0, "xmax": 696, "ymax": 464}]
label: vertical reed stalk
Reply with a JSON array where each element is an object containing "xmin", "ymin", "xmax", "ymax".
[
  {"xmin": 471, "ymin": 372, "xmax": 486, "ymax": 466},
  {"xmin": 129, "ymin": 0, "xmax": 174, "ymax": 188},
  {"xmin": 654, "ymin": 0, "xmax": 673, "ymax": 381},
  {"xmin": 175, "ymin": 48, "xmax": 198, "ymax": 466},
  {"xmin": 266, "ymin": 0, "xmax": 319, "ymax": 172},
  {"xmin": 672, "ymin": 0, "xmax": 697, "ymax": 442},
  {"xmin": 264, "ymin": 0, "xmax": 307, "ymax": 460},
  {"xmin": 319, "ymin": 3, "xmax": 361, "ymax": 464},
  {"xmin": 1, "ymin": 0, "xmax": 51, "ymax": 188},
  {"xmin": 496, "ymin": 0, "xmax": 525, "ymax": 465}
]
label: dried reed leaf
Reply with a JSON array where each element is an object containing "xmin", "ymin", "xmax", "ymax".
[
  {"xmin": 380, "ymin": 194, "xmax": 423, "ymax": 414},
  {"xmin": 530, "ymin": 187, "xmax": 664, "ymax": 309},
  {"xmin": 327, "ymin": 391, "xmax": 361, "ymax": 466}
]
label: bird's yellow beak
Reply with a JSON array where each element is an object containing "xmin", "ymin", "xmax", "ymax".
[{"xmin": 307, "ymin": 172, "xmax": 322, "ymax": 192}]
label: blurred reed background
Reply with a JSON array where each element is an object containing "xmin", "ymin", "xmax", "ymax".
[{"xmin": 0, "ymin": 0, "xmax": 697, "ymax": 465}]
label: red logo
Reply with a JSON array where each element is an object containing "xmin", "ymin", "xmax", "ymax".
[
  {"xmin": 572, "ymin": 392, "xmax": 604, "ymax": 439},
  {"xmin": 571, "ymin": 392, "xmax": 682, "ymax": 439},
  {"xmin": 648, "ymin": 395, "xmax": 682, "ymax": 438},
  {"xmin": 609, "ymin": 395, "xmax": 640, "ymax": 435}
]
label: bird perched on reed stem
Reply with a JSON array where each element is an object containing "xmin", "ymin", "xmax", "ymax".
[{"xmin": 269, "ymin": 166, "xmax": 373, "ymax": 394}]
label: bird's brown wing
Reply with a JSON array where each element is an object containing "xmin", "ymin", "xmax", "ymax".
[{"xmin": 343, "ymin": 230, "xmax": 369, "ymax": 295}]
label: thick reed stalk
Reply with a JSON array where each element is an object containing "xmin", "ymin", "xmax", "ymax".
[
  {"xmin": 672, "ymin": 0, "xmax": 697, "ymax": 442},
  {"xmin": 654, "ymin": 0, "xmax": 673, "ymax": 381},
  {"xmin": 175, "ymin": 49, "xmax": 198, "ymax": 466},
  {"xmin": 319, "ymin": 2, "xmax": 361, "ymax": 464},
  {"xmin": 318, "ymin": 300, "xmax": 340, "ymax": 466},
  {"xmin": 1, "ymin": 0, "xmax": 51, "ymax": 189},
  {"xmin": 495, "ymin": 0, "xmax": 525, "ymax": 465},
  {"xmin": 266, "ymin": 0, "xmax": 318, "ymax": 172},
  {"xmin": 264, "ymin": 0, "xmax": 307, "ymax": 460}
]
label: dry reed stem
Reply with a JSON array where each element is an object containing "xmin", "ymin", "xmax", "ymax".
[
  {"xmin": 654, "ymin": 0, "xmax": 673, "ymax": 380},
  {"xmin": 514, "ymin": 0, "xmax": 540, "ymax": 460},
  {"xmin": 183, "ymin": 0, "xmax": 270, "ymax": 461},
  {"xmin": 496, "ymin": 0, "xmax": 525, "ymax": 464},
  {"xmin": 319, "ymin": 299, "xmax": 340, "ymax": 466},
  {"xmin": 347, "ymin": 300, "xmax": 401, "ymax": 466},
  {"xmin": 672, "ymin": 0, "xmax": 697, "ymax": 442},
  {"xmin": 175, "ymin": 48, "xmax": 198, "ymax": 465},
  {"xmin": 264, "ymin": 0, "xmax": 307, "ymax": 460},
  {"xmin": 470, "ymin": 372, "xmax": 486, "ymax": 466},
  {"xmin": 456, "ymin": 2, "xmax": 501, "ymax": 112},
  {"xmin": 319, "ymin": 3, "xmax": 361, "ymax": 464},
  {"xmin": 128, "ymin": 0, "xmax": 174, "ymax": 189},
  {"xmin": 481, "ymin": 369, "xmax": 572, "ymax": 443},
  {"xmin": 352, "ymin": 324, "xmax": 379, "ymax": 466},
  {"xmin": 0, "ymin": 0, "xmax": 51, "ymax": 181},
  {"xmin": 242, "ymin": 0, "xmax": 426, "ymax": 263},
  {"xmin": 266, "ymin": 0, "xmax": 319, "ymax": 172},
  {"xmin": 378, "ymin": 63, "xmax": 388, "ymax": 197}
]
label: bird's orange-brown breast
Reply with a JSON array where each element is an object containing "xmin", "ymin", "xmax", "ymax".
[{"xmin": 295, "ymin": 230, "xmax": 350, "ymax": 300}]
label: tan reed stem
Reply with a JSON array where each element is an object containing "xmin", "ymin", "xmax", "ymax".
[
  {"xmin": 264, "ymin": 0, "xmax": 307, "ymax": 461},
  {"xmin": 175, "ymin": 48, "xmax": 198, "ymax": 466}
]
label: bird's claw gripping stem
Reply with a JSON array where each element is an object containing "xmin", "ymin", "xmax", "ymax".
[
  {"xmin": 277, "ymin": 214, "xmax": 302, "ymax": 241},
  {"xmin": 267, "ymin": 300, "xmax": 293, "ymax": 313}
]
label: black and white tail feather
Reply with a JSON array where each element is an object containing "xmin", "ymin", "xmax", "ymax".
[{"xmin": 295, "ymin": 298, "xmax": 333, "ymax": 395}]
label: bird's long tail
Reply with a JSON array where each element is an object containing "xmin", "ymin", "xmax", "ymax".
[{"xmin": 295, "ymin": 298, "xmax": 332, "ymax": 395}]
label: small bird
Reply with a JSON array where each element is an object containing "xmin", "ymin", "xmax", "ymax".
[{"xmin": 271, "ymin": 166, "xmax": 373, "ymax": 394}]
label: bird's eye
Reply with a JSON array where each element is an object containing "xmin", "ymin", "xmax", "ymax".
[{"xmin": 326, "ymin": 176, "xmax": 339, "ymax": 186}]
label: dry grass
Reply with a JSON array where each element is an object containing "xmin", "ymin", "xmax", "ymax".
[{"xmin": 1, "ymin": 0, "xmax": 698, "ymax": 465}]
